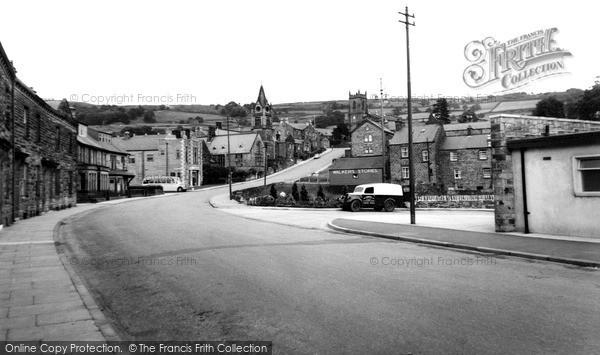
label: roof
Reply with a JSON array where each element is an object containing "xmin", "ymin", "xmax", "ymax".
[
  {"xmin": 208, "ymin": 133, "xmax": 260, "ymax": 155},
  {"xmin": 78, "ymin": 135, "xmax": 129, "ymax": 155},
  {"xmin": 443, "ymin": 121, "xmax": 490, "ymax": 131},
  {"xmin": 316, "ymin": 128, "xmax": 333, "ymax": 136},
  {"xmin": 389, "ymin": 125, "xmax": 442, "ymax": 145},
  {"xmin": 112, "ymin": 135, "xmax": 164, "ymax": 151},
  {"xmin": 256, "ymin": 85, "xmax": 269, "ymax": 107},
  {"xmin": 286, "ymin": 122, "xmax": 310, "ymax": 131},
  {"xmin": 329, "ymin": 156, "xmax": 384, "ymax": 170},
  {"xmin": 351, "ymin": 117, "xmax": 394, "ymax": 135},
  {"xmin": 507, "ymin": 131, "xmax": 600, "ymax": 150},
  {"xmin": 441, "ymin": 135, "xmax": 489, "ymax": 150}
]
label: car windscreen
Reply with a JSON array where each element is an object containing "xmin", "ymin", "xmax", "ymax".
[{"xmin": 353, "ymin": 187, "xmax": 364, "ymax": 193}]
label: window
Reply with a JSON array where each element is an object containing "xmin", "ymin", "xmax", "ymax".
[
  {"xmin": 479, "ymin": 150, "xmax": 488, "ymax": 160},
  {"xmin": 454, "ymin": 169, "xmax": 462, "ymax": 180},
  {"xmin": 364, "ymin": 134, "xmax": 372, "ymax": 142},
  {"xmin": 364, "ymin": 145, "xmax": 373, "ymax": 154},
  {"xmin": 23, "ymin": 107, "xmax": 29, "ymax": 138},
  {"xmin": 422, "ymin": 150, "xmax": 429, "ymax": 162},
  {"xmin": 364, "ymin": 187, "xmax": 374, "ymax": 194},
  {"xmin": 401, "ymin": 147, "xmax": 408, "ymax": 158},
  {"xmin": 487, "ymin": 135, "xmax": 492, "ymax": 147},
  {"xmin": 575, "ymin": 157, "xmax": 600, "ymax": 194},
  {"xmin": 37, "ymin": 114, "xmax": 41, "ymax": 142},
  {"xmin": 450, "ymin": 151, "xmax": 458, "ymax": 161},
  {"xmin": 55, "ymin": 126, "xmax": 61, "ymax": 151},
  {"xmin": 129, "ymin": 156, "xmax": 136, "ymax": 164},
  {"xmin": 483, "ymin": 168, "xmax": 491, "ymax": 179},
  {"xmin": 402, "ymin": 167, "xmax": 409, "ymax": 179},
  {"xmin": 147, "ymin": 154, "xmax": 154, "ymax": 162},
  {"xmin": 176, "ymin": 150, "xmax": 181, "ymax": 159},
  {"xmin": 193, "ymin": 147, "xmax": 199, "ymax": 164},
  {"xmin": 160, "ymin": 150, "xmax": 165, "ymax": 156}
]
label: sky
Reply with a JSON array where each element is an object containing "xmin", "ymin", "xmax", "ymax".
[{"xmin": 0, "ymin": 0, "xmax": 597, "ymax": 106}]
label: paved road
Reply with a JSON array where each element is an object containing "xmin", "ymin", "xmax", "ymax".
[{"xmin": 61, "ymin": 149, "xmax": 600, "ymax": 353}]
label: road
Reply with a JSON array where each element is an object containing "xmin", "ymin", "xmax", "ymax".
[{"xmin": 61, "ymin": 148, "xmax": 600, "ymax": 354}]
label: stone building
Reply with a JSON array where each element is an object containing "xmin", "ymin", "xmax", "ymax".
[
  {"xmin": 438, "ymin": 134, "xmax": 492, "ymax": 192},
  {"xmin": 208, "ymin": 133, "xmax": 265, "ymax": 171},
  {"xmin": 389, "ymin": 125, "xmax": 445, "ymax": 193},
  {"xmin": 77, "ymin": 124, "xmax": 134, "ymax": 200},
  {"xmin": 350, "ymin": 117, "xmax": 394, "ymax": 158},
  {"xmin": 0, "ymin": 42, "xmax": 78, "ymax": 227},
  {"xmin": 112, "ymin": 130, "xmax": 203, "ymax": 188},
  {"xmin": 347, "ymin": 90, "xmax": 369, "ymax": 131},
  {"xmin": 489, "ymin": 114, "xmax": 600, "ymax": 233}
]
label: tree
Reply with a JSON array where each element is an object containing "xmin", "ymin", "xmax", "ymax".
[
  {"xmin": 300, "ymin": 185, "xmax": 309, "ymax": 202},
  {"xmin": 576, "ymin": 84, "xmax": 600, "ymax": 120},
  {"xmin": 392, "ymin": 107, "xmax": 402, "ymax": 116},
  {"xmin": 143, "ymin": 109, "xmax": 156, "ymax": 123},
  {"xmin": 317, "ymin": 185, "xmax": 325, "ymax": 200},
  {"xmin": 270, "ymin": 184, "xmax": 278, "ymax": 199},
  {"xmin": 432, "ymin": 98, "xmax": 450, "ymax": 123},
  {"xmin": 292, "ymin": 182, "xmax": 299, "ymax": 201},
  {"xmin": 532, "ymin": 96, "xmax": 565, "ymax": 118},
  {"xmin": 332, "ymin": 122, "xmax": 350, "ymax": 145}
]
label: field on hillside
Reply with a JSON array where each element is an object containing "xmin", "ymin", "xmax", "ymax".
[
  {"xmin": 491, "ymin": 100, "xmax": 537, "ymax": 112},
  {"xmin": 152, "ymin": 110, "xmax": 225, "ymax": 123}
]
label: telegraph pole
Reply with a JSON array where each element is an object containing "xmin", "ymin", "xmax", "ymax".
[
  {"xmin": 379, "ymin": 77, "xmax": 386, "ymax": 183},
  {"xmin": 399, "ymin": 6, "xmax": 416, "ymax": 224},
  {"xmin": 226, "ymin": 116, "xmax": 232, "ymax": 199}
]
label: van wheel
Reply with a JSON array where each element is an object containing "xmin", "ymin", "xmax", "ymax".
[
  {"xmin": 383, "ymin": 199, "xmax": 395, "ymax": 212},
  {"xmin": 350, "ymin": 200, "xmax": 362, "ymax": 212},
  {"xmin": 177, "ymin": 187, "xmax": 183, "ymax": 192}
]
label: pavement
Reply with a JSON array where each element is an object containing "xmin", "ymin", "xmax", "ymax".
[
  {"xmin": 0, "ymin": 194, "xmax": 174, "ymax": 342},
  {"xmin": 209, "ymin": 193, "xmax": 600, "ymax": 268}
]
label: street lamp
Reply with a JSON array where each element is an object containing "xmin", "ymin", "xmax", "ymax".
[{"xmin": 226, "ymin": 116, "xmax": 232, "ymax": 199}]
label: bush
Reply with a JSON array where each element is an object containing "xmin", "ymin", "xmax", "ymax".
[
  {"xmin": 270, "ymin": 184, "xmax": 278, "ymax": 199},
  {"xmin": 317, "ymin": 185, "xmax": 325, "ymax": 200},
  {"xmin": 300, "ymin": 185, "xmax": 309, "ymax": 202},
  {"xmin": 292, "ymin": 182, "xmax": 300, "ymax": 201}
]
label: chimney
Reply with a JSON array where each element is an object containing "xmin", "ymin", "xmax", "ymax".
[
  {"xmin": 216, "ymin": 122, "xmax": 222, "ymax": 130},
  {"xmin": 184, "ymin": 129, "xmax": 191, "ymax": 139},
  {"xmin": 467, "ymin": 125, "xmax": 473, "ymax": 136},
  {"xmin": 395, "ymin": 119, "xmax": 404, "ymax": 131},
  {"xmin": 124, "ymin": 131, "xmax": 131, "ymax": 140},
  {"xmin": 208, "ymin": 126, "xmax": 216, "ymax": 141}
]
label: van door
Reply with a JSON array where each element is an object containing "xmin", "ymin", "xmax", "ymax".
[{"xmin": 362, "ymin": 186, "xmax": 375, "ymax": 206}]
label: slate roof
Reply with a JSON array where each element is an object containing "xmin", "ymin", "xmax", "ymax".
[
  {"xmin": 256, "ymin": 85, "xmax": 269, "ymax": 107},
  {"xmin": 351, "ymin": 117, "xmax": 394, "ymax": 135},
  {"xmin": 329, "ymin": 156, "xmax": 384, "ymax": 170},
  {"xmin": 208, "ymin": 133, "xmax": 260, "ymax": 155},
  {"xmin": 441, "ymin": 135, "xmax": 489, "ymax": 150},
  {"xmin": 112, "ymin": 135, "xmax": 164, "ymax": 151},
  {"xmin": 389, "ymin": 125, "xmax": 441, "ymax": 145},
  {"xmin": 443, "ymin": 121, "xmax": 490, "ymax": 131}
]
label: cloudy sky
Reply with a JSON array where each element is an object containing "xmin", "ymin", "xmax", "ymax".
[{"xmin": 0, "ymin": 0, "xmax": 596, "ymax": 105}]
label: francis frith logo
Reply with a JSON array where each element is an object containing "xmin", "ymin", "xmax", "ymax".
[{"xmin": 463, "ymin": 28, "xmax": 572, "ymax": 91}]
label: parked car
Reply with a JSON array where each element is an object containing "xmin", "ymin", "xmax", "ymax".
[
  {"xmin": 314, "ymin": 153, "xmax": 321, "ymax": 159},
  {"xmin": 340, "ymin": 183, "xmax": 405, "ymax": 212},
  {"xmin": 142, "ymin": 176, "xmax": 187, "ymax": 192}
]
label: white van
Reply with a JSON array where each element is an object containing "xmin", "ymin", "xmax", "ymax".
[{"xmin": 141, "ymin": 176, "xmax": 187, "ymax": 192}]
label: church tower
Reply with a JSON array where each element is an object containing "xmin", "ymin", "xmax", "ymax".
[
  {"xmin": 348, "ymin": 90, "xmax": 368, "ymax": 131},
  {"xmin": 253, "ymin": 85, "xmax": 272, "ymax": 129}
]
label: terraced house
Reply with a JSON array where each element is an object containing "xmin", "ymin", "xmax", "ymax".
[{"xmin": 0, "ymin": 42, "xmax": 78, "ymax": 227}]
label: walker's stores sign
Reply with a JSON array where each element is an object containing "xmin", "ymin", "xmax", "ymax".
[
  {"xmin": 463, "ymin": 28, "xmax": 571, "ymax": 91},
  {"xmin": 331, "ymin": 169, "xmax": 380, "ymax": 175}
]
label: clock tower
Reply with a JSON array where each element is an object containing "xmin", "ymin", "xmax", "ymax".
[
  {"xmin": 253, "ymin": 85, "xmax": 272, "ymax": 129},
  {"xmin": 348, "ymin": 90, "xmax": 368, "ymax": 131}
]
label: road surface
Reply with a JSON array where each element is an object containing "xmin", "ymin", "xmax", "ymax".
[{"xmin": 61, "ymin": 148, "xmax": 600, "ymax": 354}]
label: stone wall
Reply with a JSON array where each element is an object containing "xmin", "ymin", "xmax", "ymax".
[
  {"xmin": 491, "ymin": 114, "xmax": 600, "ymax": 232},
  {"xmin": 438, "ymin": 148, "xmax": 492, "ymax": 193},
  {"xmin": 351, "ymin": 121, "xmax": 388, "ymax": 157}
]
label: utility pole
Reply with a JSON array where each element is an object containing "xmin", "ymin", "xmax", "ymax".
[
  {"xmin": 226, "ymin": 117, "xmax": 232, "ymax": 199},
  {"xmin": 399, "ymin": 6, "xmax": 416, "ymax": 224},
  {"xmin": 263, "ymin": 143, "xmax": 268, "ymax": 187},
  {"xmin": 380, "ymin": 77, "xmax": 386, "ymax": 183}
]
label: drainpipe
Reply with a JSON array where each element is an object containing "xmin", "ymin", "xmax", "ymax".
[
  {"xmin": 520, "ymin": 148, "xmax": 529, "ymax": 234},
  {"xmin": 11, "ymin": 65, "xmax": 15, "ymax": 223}
]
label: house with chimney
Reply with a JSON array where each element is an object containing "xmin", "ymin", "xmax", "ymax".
[{"xmin": 77, "ymin": 123, "xmax": 134, "ymax": 201}]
